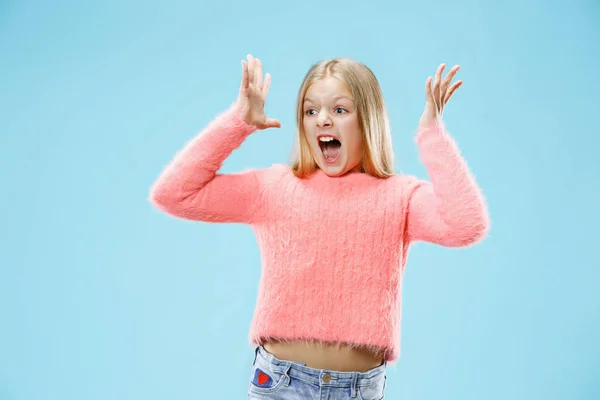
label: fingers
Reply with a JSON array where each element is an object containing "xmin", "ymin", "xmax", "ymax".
[
  {"xmin": 433, "ymin": 64, "xmax": 444, "ymax": 108},
  {"xmin": 262, "ymin": 73, "xmax": 271, "ymax": 97},
  {"xmin": 247, "ymin": 54, "xmax": 260, "ymax": 88},
  {"xmin": 243, "ymin": 54, "xmax": 268, "ymax": 92},
  {"xmin": 444, "ymin": 80, "xmax": 462, "ymax": 104},
  {"xmin": 255, "ymin": 58, "xmax": 263, "ymax": 87},
  {"xmin": 441, "ymin": 65, "xmax": 460, "ymax": 97},
  {"xmin": 240, "ymin": 60, "xmax": 249, "ymax": 93},
  {"xmin": 430, "ymin": 63, "xmax": 462, "ymax": 107},
  {"xmin": 247, "ymin": 55, "xmax": 254, "ymax": 87}
]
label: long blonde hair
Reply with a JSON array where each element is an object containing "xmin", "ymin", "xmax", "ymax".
[{"xmin": 291, "ymin": 58, "xmax": 395, "ymax": 179}]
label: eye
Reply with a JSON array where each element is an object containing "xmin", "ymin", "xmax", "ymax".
[
  {"xmin": 305, "ymin": 109, "xmax": 316, "ymax": 116},
  {"xmin": 335, "ymin": 107, "xmax": 347, "ymax": 114}
]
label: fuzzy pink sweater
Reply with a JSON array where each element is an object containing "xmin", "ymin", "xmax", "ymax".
[{"xmin": 149, "ymin": 105, "xmax": 489, "ymax": 362}]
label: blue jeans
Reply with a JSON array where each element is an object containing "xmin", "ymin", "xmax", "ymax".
[{"xmin": 248, "ymin": 346, "xmax": 387, "ymax": 399}]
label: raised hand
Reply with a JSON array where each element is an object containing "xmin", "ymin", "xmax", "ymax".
[
  {"xmin": 235, "ymin": 54, "xmax": 281, "ymax": 130},
  {"xmin": 419, "ymin": 63, "xmax": 462, "ymax": 128}
]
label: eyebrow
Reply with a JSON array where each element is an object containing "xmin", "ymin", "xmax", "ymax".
[{"xmin": 303, "ymin": 95, "xmax": 353, "ymax": 103}]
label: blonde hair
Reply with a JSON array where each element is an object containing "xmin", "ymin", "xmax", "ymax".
[{"xmin": 291, "ymin": 58, "xmax": 395, "ymax": 179}]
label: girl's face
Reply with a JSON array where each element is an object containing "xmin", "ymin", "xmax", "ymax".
[{"xmin": 302, "ymin": 77, "xmax": 363, "ymax": 177}]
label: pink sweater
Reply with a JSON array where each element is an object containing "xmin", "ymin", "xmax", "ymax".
[{"xmin": 149, "ymin": 105, "xmax": 489, "ymax": 362}]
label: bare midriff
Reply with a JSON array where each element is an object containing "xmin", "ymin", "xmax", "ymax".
[{"xmin": 263, "ymin": 340, "xmax": 384, "ymax": 373}]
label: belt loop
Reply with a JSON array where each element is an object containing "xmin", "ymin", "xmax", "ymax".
[
  {"xmin": 351, "ymin": 372, "xmax": 358, "ymax": 398},
  {"xmin": 253, "ymin": 346, "xmax": 259, "ymax": 365},
  {"xmin": 283, "ymin": 364, "xmax": 292, "ymax": 387}
]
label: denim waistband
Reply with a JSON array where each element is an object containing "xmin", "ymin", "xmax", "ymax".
[{"xmin": 253, "ymin": 345, "xmax": 386, "ymax": 388}]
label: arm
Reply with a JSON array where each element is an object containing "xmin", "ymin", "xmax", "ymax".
[
  {"xmin": 149, "ymin": 55, "xmax": 280, "ymax": 224},
  {"xmin": 405, "ymin": 118, "xmax": 490, "ymax": 246},
  {"xmin": 149, "ymin": 105, "xmax": 264, "ymax": 224}
]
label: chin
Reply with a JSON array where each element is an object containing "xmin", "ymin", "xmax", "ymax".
[
  {"xmin": 320, "ymin": 165, "xmax": 347, "ymax": 177},
  {"xmin": 314, "ymin": 153, "xmax": 356, "ymax": 177}
]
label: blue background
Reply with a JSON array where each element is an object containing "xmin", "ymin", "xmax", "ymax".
[{"xmin": 1, "ymin": 0, "xmax": 598, "ymax": 399}]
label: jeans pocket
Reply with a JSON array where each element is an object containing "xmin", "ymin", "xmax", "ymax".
[{"xmin": 248, "ymin": 364, "xmax": 287, "ymax": 394}]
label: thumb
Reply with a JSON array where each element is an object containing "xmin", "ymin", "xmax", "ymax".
[
  {"xmin": 425, "ymin": 76, "xmax": 434, "ymax": 104},
  {"xmin": 265, "ymin": 117, "xmax": 281, "ymax": 128}
]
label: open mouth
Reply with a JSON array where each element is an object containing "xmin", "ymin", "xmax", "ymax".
[{"xmin": 318, "ymin": 136, "xmax": 342, "ymax": 163}]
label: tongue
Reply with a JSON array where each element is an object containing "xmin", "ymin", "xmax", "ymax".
[{"xmin": 323, "ymin": 141, "xmax": 341, "ymax": 160}]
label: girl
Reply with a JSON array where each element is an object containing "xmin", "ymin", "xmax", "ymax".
[{"xmin": 150, "ymin": 54, "xmax": 489, "ymax": 399}]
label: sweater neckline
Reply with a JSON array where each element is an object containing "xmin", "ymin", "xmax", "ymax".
[{"xmin": 302, "ymin": 168, "xmax": 386, "ymax": 188}]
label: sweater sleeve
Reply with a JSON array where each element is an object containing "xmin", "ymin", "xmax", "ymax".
[
  {"xmin": 149, "ymin": 105, "xmax": 266, "ymax": 224},
  {"xmin": 405, "ymin": 118, "xmax": 490, "ymax": 247}
]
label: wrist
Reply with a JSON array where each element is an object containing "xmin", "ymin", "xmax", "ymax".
[
  {"xmin": 416, "ymin": 114, "xmax": 446, "ymax": 143},
  {"xmin": 230, "ymin": 101, "xmax": 254, "ymax": 128},
  {"xmin": 418, "ymin": 113, "xmax": 441, "ymax": 130}
]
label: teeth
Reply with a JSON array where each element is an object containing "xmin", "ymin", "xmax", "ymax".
[{"xmin": 319, "ymin": 136, "xmax": 335, "ymax": 142}]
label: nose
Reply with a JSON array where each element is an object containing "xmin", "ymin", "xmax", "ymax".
[{"xmin": 317, "ymin": 110, "xmax": 332, "ymax": 127}]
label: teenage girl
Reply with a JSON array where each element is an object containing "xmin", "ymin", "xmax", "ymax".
[{"xmin": 149, "ymin": 54, "xmax": 489, "ymax": 399}]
